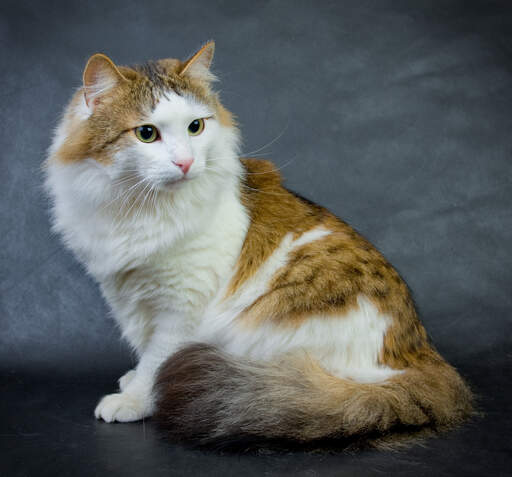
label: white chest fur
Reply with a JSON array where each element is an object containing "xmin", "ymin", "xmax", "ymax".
[{"xmin": 46, "ymin": 159, "xmax": 249, "ymax": 352}]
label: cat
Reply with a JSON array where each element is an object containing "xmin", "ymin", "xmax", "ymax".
[{"xmin": 45, "ymin": 41, "xmax": 473, "ymax": 448}]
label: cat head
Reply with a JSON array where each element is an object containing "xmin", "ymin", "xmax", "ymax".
[{"xmin": 48, "ymin": 42, "xmax": 241, "ymax": 208}]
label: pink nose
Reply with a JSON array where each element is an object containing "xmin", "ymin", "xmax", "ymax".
[{"xmin": 173, "ymin": 157, "xmax": 194, "ymax": 175}]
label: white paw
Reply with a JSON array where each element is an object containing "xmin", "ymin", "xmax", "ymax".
[
  {"xmin": 94, "ymin": 392, "xmax": 152, "ymax": 423},
  {"xmin": 118, "ymin": 369, "xmax": 136, "ymax": 392}
]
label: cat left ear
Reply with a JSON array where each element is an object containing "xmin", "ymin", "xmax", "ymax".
[
  {"xmin": 83, "ymin": 53, "xmax": 127, "ymax": 109},
  {"xmin": 179, "ymin": 41, "xmax": 216, "ymax": 82}
]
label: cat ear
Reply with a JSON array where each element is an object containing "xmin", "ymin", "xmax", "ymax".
[
  {"xmin": 179, "ymin": 41, "xmax": 216, "ymax": 82},
  {"xmin": 83, "ymin": 53, "xmax": 127, "ymax": 109}
]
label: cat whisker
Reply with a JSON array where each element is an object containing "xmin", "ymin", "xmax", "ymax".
[
  {"xmin": 206, "ymin": 154, "xmax": 297, "ymax": 176},
  {"xmin": 126, "ymin": 179, "xmax": 153, "ymax": 222},
  {"xmin": 150, "ymin": 186, "xmax": 159, "ymax": 214},
  {"xmin": 110, "ymin": 176, "xmax": 141, "ymax": 188},
  {"xmin": 134, "ymin": 181, "xmax": 155, "ymax": 222},
  {"xmin": 238, "ymin": 152, "xmax": 270, "ymax": 158},
  {"xmin": 114, "ymin": 178, "xmax": 152, "ymax": 222},
  {"xmin": 241, "ymin": 122, "xmax": 289, "ymax": 156},
  {"xmin": 202, "ymin": 166, "xmax": 227, "ymax": 175},
  {"xmin": 243, "ymin": 157, "xmax": 297, "ymax": 175},
  {"xmin": 239, "ymin": 183, "xmax": 291, "ymax": 197},
  {"xmin": 102, "ymin": 177, "xmax": 147, "ymax": 211}
]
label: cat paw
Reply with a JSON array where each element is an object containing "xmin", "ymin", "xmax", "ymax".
[
  {"xmin": 94, "ymin": 392, "xmax": 152, "ymax": 423},
  {"xmin": 118, "ymin": 369, "xmax": 136, "ymax": 392}
]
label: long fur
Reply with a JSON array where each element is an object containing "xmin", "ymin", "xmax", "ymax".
[
  {"xmin": 45, "ymin": 43, "xmax": 474, "ymax": 447},
  {"xmin": 154, "ymin": 344, "xmax": 473, "ymax": 449}
]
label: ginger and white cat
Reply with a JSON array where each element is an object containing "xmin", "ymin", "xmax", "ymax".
[{"xmin": 45, "ymin": 42, "xmax": 472, "ymax": 447}]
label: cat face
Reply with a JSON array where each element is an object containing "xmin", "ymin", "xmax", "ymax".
[
  {"xmin": 51, "ymin": 42, "xmax": 240, "ymax": 203},
  {"xmin": 110, "ymin": 89, "xmax": 220, "ymax": 190}
]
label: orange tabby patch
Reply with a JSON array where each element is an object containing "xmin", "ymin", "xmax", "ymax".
[{"xmin": 230, "ymin": 158, "xmax": 438, "ymax": 371}]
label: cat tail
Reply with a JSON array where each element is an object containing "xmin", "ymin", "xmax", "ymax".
[{"xmin": 153, "ymin": 343, "xmax": 473, "ymax": 449}]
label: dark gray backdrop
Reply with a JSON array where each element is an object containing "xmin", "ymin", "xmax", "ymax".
[{"xmin": 1, "ymin": 1, "xmax": 511, "ymax": 476}]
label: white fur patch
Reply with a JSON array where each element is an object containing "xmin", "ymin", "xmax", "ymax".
[{"xmin": 203, "ymin": 294, "xmax": 399, "ymax": 384}]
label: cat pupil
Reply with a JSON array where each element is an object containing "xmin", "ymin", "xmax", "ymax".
[
  {"xmin": 140, "ymin": 126, "xmax": 153, "ymax": 139},
  {"xmin": 189, "ymin": 120, "xmax": 199, "ymax": 133}
]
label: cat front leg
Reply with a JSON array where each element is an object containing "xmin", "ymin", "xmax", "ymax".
[
  {"xmin": 95, "ymin": 312, "xmax": 190, "ymax": 423},
  {"xmin": 100, "ymin": 288, "xmax": 154, "ymax": 392},
  {"xmin": 118, "ymin": 369, "xmax": 136, "ymax": 391}
]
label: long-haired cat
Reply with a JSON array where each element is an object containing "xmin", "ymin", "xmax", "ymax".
[{"xmin": 45, "ymin": 41, "xmax": 473, "ymax": 449}]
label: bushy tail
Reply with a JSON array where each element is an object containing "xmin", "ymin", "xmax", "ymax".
[{"xmin": 153, "ymin": 344, "xmax": 473, "ymax": 449}]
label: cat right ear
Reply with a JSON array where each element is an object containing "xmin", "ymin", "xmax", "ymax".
[
  {"xmin": 83, "ymin": 54, "xmax": 127, "ymax": 110},
  {"xmin": 179, "ymin": 41, "xmax": 216, "ymax": 82}
]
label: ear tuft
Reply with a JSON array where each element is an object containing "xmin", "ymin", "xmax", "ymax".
[
  {"xmin": 83, "ymin": 53, "xmax": 127, "ymax": 109},
  {"xmin": 179, "ymin": 41, "xmax": 216, "ymax": 82}
]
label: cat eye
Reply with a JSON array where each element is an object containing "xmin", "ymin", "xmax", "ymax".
[
  {"xmin": 188, "ymin": 118, "xmax": 205, "ymax": 136},
  {"xmin": 135, "ymin": 124, "xmax": 160, "ymax": 143}
]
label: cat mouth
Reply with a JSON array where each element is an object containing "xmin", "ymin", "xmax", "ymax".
[{"xmin": 159, "ymin": 175, "xmax": 193, "ymax": 190}]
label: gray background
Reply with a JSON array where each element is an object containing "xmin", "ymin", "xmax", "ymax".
[{"xmin": 1, "ymin": 1, "xmax": 511, "ymax": 476}]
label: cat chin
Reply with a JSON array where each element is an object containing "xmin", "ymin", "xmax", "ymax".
[{"xmin": 156, "ymin": 175, "xmax": 195, "ymax": 191}]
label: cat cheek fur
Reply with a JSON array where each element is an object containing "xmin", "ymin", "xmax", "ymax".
[{"xmin": 45, "ymin": 42, "xmax": 473, "ymax": 448}]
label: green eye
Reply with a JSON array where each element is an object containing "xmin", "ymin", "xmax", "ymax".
[
  {"xmin": 135, "ymin": 124, "xmax": 159, "ymax": 143},
  {"xmin": 188, "ymin": 118, "xmax": 205, "ymax": 136}
]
